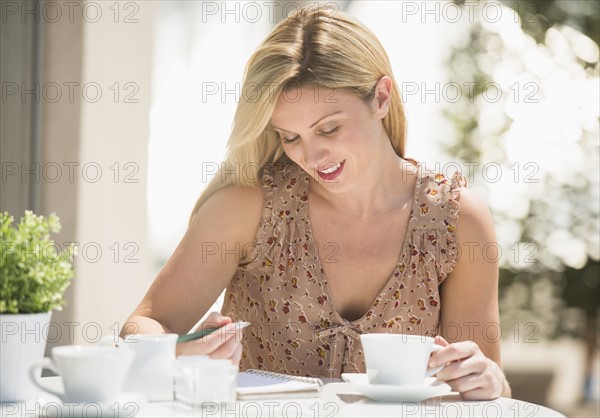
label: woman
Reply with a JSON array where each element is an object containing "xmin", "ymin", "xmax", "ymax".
[{"xmin": 122, "ymin": 5, "xmax": 511, "ymax": 400}]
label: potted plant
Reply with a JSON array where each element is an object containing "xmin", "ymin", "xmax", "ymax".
[{"xmin": 0, "ymin": 210, "xmax": 77, "ymax": 402}]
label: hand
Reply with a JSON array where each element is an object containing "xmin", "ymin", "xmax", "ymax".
[
  {"xmin": 429, "ymin": 336, "xmax": 507, "ymax": 400},
  {"xmin": 176, "ymin": 312, "xmax": 243, "ymax": 365}
]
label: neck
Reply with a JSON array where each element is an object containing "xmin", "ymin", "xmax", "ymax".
[{"xmin": 309, "ymin": 141, "xmax": 416, "ymax": 221}]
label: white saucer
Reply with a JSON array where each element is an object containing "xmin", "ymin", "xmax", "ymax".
[
  {"xmin": 341, "ymin": 373, "xmax": 454, "ymax": 402},
  {"xmin": 37, "ymin": 393, "xmax": 147, "ymax": 417},
  {"xmin": 35, "ymin": 377, "xmax": 146, "ymax": 417}
]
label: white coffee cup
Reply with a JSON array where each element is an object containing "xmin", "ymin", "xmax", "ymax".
[
  {"xmin": 101, "ymin": 333, "xmax": 177, "ymax": 401},
  {"xmin": 360, "ymin": 333, "xmax": 445, "ymax": 385},
  {"xmin": 174, "ymin": 355, "xmax": 238, "ymax": 405},
  {"xmin": 29, "ymin": 345, "xmax": 135, "ymax": 402}
]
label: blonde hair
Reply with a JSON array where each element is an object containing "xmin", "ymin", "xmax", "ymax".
[{"xmin": 188, "ymin": 5, "xmax": 406, "ymax": 226}]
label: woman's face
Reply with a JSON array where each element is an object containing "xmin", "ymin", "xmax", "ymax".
[{"xmin": 270, "ymin": 84, "xmax": 389, "ymax": 191}]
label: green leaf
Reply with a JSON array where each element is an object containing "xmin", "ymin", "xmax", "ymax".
[{"xmin": 0, "ymin": 211, "xmax": 77, "ymax": 313}]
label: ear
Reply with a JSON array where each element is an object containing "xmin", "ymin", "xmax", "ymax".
[{"xmin": 371, "ymin": 76, "xmax": 393, "ymax": 119}]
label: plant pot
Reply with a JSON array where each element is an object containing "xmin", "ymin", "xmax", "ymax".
[{"xmin": 0, "ymin": 312, "xmax": 52, "ymax": 402}]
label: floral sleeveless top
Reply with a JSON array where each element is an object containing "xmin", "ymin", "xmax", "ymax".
[{"xmin": 221, "ymin": 157, "xmax": 467, "ymax": 378}]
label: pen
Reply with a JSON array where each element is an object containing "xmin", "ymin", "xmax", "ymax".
[{"xmin": 177, "ymin": 321, "xmax": 250, "ymax": 343}]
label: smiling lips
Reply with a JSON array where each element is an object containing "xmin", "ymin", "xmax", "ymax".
[{"xmin": 317, "ymin": 160, "xmax": 345, "ymax": 181}]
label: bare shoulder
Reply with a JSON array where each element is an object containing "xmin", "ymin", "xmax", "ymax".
[
  {"xmin": 455, "ymin": 187, "xmax": 496, "ymax": 242},
  {"xmin": 205, "ymin": 183, "xmax": 263, "ymax": 210},
  {"xmin": 192, "ymin": 183, "xmax": 264, "ymax": 244}
]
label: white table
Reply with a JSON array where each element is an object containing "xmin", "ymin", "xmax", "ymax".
[
  {"xmin": 139, "ymin": 382, "xmax": 566, "ymax": 417},
  {"xmin": 1, "ymin": 380, "xmax": 566, "ymax": 417}
]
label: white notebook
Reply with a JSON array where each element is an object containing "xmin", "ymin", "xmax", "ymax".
[{"xmin": 236, "ymin": 369, "xmax": 324, "ymax": 400}]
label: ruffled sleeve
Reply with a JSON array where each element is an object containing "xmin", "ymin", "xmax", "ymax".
[
  {"xmin": 437, "ymin": 170, "xmax": 468, "ymax": 284},
  {"xmin": 238, "ymin": 163, "xmax": 276, "ymax": 267}
]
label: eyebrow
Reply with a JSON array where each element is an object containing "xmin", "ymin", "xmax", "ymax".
[{"xmin": 271, "ymin": 111, "xmax": 343, "ymax": 133}]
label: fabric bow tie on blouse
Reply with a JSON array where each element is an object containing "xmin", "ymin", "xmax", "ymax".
[{"xmin": 314, "ymin": 322, "xmax": 365, "ymax": 377}]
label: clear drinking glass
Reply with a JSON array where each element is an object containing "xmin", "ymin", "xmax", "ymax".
[{"xmin": 174, "ymin": 355, "xmax": 238, "ymax": 406}]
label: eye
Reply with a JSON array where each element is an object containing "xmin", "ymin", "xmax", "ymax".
[
  {"xmin": 278, "ymin": 126, "xmax": 339, "ymax": 144},
  {"xmin": 281, "ymin": 135, "xmax": 300, "ymax": 144},
  {"xmin": 321, "ymin": 126, "xmax": 339, "ymax": 136}
]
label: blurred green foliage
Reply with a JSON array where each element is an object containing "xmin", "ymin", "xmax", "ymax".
[
  {"xmin": 445, "ymin": 0, "xmax": 599, "ymax": 342},
  {"xmin": 501, "ymin": 0, "xmax": 599, "ymax": 47},
  {"xmin": 0, "ymin": 211, "xmax": 77, "ymax": 313}
]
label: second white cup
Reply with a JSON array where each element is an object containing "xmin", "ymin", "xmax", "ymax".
[{"xmin": 360, "ymin": 333, "xmax": 445, "ymax": 385}]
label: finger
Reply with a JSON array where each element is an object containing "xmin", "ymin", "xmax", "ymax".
[
  {"xmin": 210, "ymin": 327, "xmax": 245, "ymax": 361},
  {"xmin": 201, "ymin": 312, "xmax": 233, "ymax": 330},
  {"xmin": 186, "ymin": 322, "xmax": 238, "ymax": 353},
  {"xmin": 435, "ymin": 355, "xmax": 486, "ymax": 381},
  {"xmin": 430, "ymin": 340, "xmax": 479, "ymax": 368},
  {"xmin": 445, "ymin": 372, "xmax": 483, "ymax": 394},
  {"xmin": 448, "ymin": 373, "xmax": 502, "ymax": 401},
  {"xmin": 231, "ymin": 343, "xmax": 243, "ymax": 365},
  {"xmin": 208, "ymin": 335, "xmax": 240, "ymax": 360},
  {"xmin": 429, "ymin": 336, "xmax": 449, "ymax": 365},
  {"xmin": 434, "ymin": 335, "xmax": 449, "ymax": 347}
]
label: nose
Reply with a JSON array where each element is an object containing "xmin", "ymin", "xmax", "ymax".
[{"xmin": 302, "ymin": 138, "xmax": 331, "ymax": 171}]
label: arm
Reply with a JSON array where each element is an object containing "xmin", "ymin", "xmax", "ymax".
[
  {"xmin": 121, "ymin": 184, "xmax": 263, "ymax": 357},
  {"xmin": 432, "ymin": 187, "xmax": 512, "ymax": 400}
]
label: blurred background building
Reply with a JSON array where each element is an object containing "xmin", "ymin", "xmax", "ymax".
[{"xmin": 1, "ymin": 1, "xmax": 598, "ymax": 415}]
